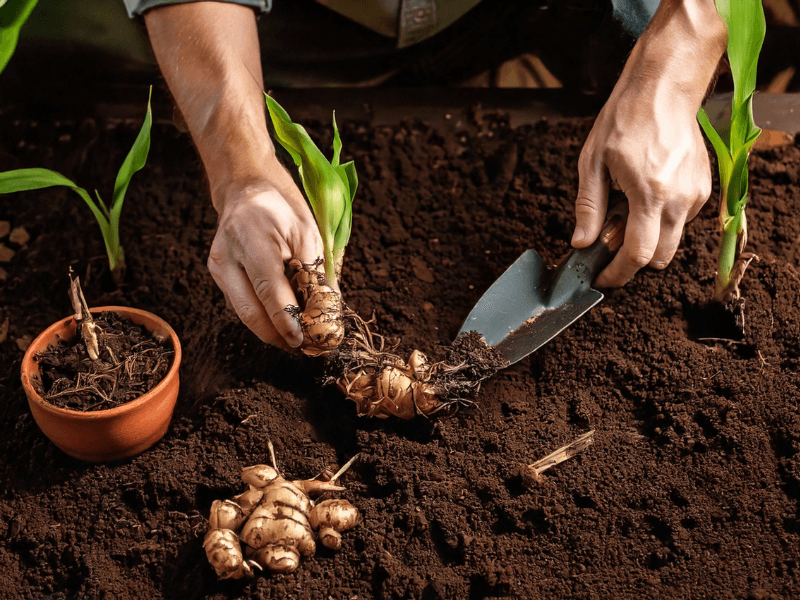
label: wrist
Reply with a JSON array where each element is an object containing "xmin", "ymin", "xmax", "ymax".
[
  {"xmin": 619, "ymin": 0, "xmax": 726, "ymax": 109},
  {"xmin": 191, "ymin": 88, "xmax": 282, "ymax": 212}
]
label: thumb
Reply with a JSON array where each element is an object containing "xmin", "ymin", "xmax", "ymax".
[{"xmin": 572, "ymin": 155, "xmax": 609, "ymax": 248}]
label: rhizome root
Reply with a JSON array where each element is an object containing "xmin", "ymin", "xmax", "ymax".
[
  {"xmin": 286, "ymin": 259, "xmax": 507, "ymax": 419},
  {"xmin": 325, "ymin": 309, "xmax": 509, "ymax": 419}
]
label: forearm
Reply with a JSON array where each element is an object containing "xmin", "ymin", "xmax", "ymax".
[
  {"xmin": 617, "ymin": 0, "xmax": 727, "ymax": 110},
  {"xmin": 143, "ymin": 2, "xmax": 276, "ymax": 210}
]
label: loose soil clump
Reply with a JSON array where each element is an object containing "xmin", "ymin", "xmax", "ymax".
[{"xmin": 0, "ymin": 104, "xmax": 799, "ymax": 600}]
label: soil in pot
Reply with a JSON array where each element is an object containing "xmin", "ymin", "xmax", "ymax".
[{"xmin": 34, "ymin": 310, "xmax": 175, "ymax": 411}]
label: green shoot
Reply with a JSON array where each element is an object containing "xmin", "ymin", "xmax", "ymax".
[
  {"xmin": 697, "ymin": 0, "xmax": 765, "ymax": 303},
  {"xmin": 0, "ymin": 0, "xmax": 39, "ymax": 75},
  {"xmin": 265, "ymin": 94, "xmax": 357, "ymax": 288},
  {"xmin": 0, "ymin": 88, "xmax": 152, "ymax": 282}
]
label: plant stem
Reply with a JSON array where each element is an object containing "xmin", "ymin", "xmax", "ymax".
[{"xmin": 714, "ymin": 206, "xmax": 745, "ymax": 303}]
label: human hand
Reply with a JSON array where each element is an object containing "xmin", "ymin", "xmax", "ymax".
[
  {"xmin": 571, "ymin": 0, "xmax": 726, "ymax": 288},
  {"xmin": 572, "ymin": 85, "xmax": 713, "ymax": 288},
  {"xmin": 208, "ymin": 178, "xmax": 323, "ymax": 351},
  {"xmin": 144, "ymin": 0, "xmax": 328, "ymax": 350}
]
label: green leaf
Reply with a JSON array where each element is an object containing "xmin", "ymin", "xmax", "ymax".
[
  {"xmin": 0, "ymin": 168, "xmax": 107, "ymax": 227},
  {"xmin": 338, "ymin": 160, "xmax": 358, "ymax": 204},
  {"xmin": 264, "ymin": 95, "xmax": 302, "ymax": 166},
  {"xmin": 0, "ymin": 0, "xmax": 38, "ymax": 74},
  {"xmin": 697, "ymin": 108, "xmax": 733, "ymax": 191},
  {"xmin": 265, "ymin": 93, "xmax": 354, "ymax": 284},
  {"xmin": 715, "ymin": 0, "xmax": 766, "ymax": 111},
  {"xmin": 332, "ymin": 111, "xmax": 342, "ymax": 168},
  {"xmin": 109, "ymin": 88, "xmax": 152, "ymax": 237}
]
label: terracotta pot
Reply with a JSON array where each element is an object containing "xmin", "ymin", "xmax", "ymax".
[{"xmin": 20, "ymin": 306, "xmax": 181, "ymax": 462}]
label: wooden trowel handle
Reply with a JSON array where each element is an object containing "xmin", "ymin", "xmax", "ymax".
[{"xmin": 576, "ymin": 212, "xmax": 627, "ymax": 281}]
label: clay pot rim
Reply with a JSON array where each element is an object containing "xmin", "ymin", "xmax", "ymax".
[{"xmin": 21, "ymin": 306, "xmax": 182, "ymax": 419}]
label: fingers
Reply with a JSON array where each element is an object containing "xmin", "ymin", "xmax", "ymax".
[
  {"xmin": 648, "ymin": 212, "xmax": 684, "ymax": 270},
  {"xmin": 594, "ymin": 207, "xmax": 660, "ymax": 288},
  {"xmin": 243, "ymin": 257, "xmax": 305, "ymax": 348},
  {"xmin": 208, "ymin": 249, "xmax": 296, "ymax": 351},
  {"xmin": 572, "ymin": 151, "xmax": 610, "ymax": 248}
]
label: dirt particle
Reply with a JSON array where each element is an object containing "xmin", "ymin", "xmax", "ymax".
[
  {"xmin": 0, "ymin": 244, "xmax": 15, "ymax": 262},
  {"xmin": 0, "ymin": 221, "xmax": 9, "ymax": 238},
  {"xmin": 15, "ymin": 335, "xmax": 32, "ymax": 352},
  {"xmin": 410, "ymin": 257, "xmax": 435, "ymax": 283},
  {"xmin": 9, "ymin": 227, "xmax": 30, "ymax": 245}
]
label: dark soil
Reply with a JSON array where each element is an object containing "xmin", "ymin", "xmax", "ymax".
[
  {"xmin": 0, "ymin": 101, "xmax": 799, "ymax": 600},
  {"xmin": 35, "ymin": 311, "xmax": 174, "ymax": 411}
]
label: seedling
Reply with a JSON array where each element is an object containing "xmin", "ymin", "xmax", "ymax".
[
  {"xmin": 0, "ymin": 0, "xmax": 38, "ymax": 75},
  {"xmin": 697, "ymin": 0, "xmax": 766, "ymax": 304},
  {"xmin": 0, "ymin": 89, "xmax": 152, "ymax": 282},
  {"xmin": 265, "ymin": 94, "xmax": 356, "ymax": 289},
  {"xmin": 265, "ymin": 94, "xmax": 356, "ymax": 355}
]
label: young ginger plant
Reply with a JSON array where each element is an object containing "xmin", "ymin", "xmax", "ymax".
[
  {"xmin": 697, "ymin": 0, "xmax": 765, "ymax": 305},
  {"xmin": 264, "ymin": 96, "xmax": 505, "ymax": 417},
  {"xmin": 0, "ymin": 89, "xmax": 152, "ymax": 283},
  {"xmin": 265, "ymin": 94, "xmax": 357, "ymax": 355}
]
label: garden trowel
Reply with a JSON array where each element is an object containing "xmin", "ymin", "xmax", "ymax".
[{"xmin": 459, "ymin": 212, "xmax": 626, "ymax": 365}]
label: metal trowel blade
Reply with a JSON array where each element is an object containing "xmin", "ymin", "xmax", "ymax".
[{"xmin": 458, "ymin": 249, "xmax": 604, "ymax": 365}]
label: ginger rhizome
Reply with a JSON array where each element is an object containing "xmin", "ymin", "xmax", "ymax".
[
  {"xmin": 330, "ymin": 311, "xmax": 507, "ymax": 419},
  {"xmin": 289, "ymin": 259, "xmax": 345, "ymax": 357},
  {"xmin": 204, "ymin": 452, "xmax": 359, "ymax": 577}
]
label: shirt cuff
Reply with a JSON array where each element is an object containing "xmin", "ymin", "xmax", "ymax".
[{"xmin": 122, "ymin": 0, "xmax": 272, "ymax": 19}]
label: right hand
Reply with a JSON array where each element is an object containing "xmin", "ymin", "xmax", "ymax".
[{"xmin": 207, "ymin": 178, "xmax": 323, "ymax": 351}]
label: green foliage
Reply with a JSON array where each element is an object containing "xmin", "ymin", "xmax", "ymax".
[
  {"xmin": 265, "ymin": 94, "xmax": 357, "ymax": 287},
  {"xmin": 0, "ymin": 0, "xmax": 38, "ymax": 75},
  {"xmin": 697, "ymin": 0, "xmax": 765, "ymax": 301},
  {"xmin": 0, "ymin": 89, "xmax": 152, "ymax": 276}
]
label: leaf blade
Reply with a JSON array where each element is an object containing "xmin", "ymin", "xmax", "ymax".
[
  {"xmin": 109, "ymin": 88, "xmax": 152, "ymax": 228},
  {"xmin": 265, "ymin": 94, "xmax": 353, "ymax": 284}
]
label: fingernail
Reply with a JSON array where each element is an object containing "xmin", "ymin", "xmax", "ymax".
[
  {"xmin": 286, "ymin": 326, "xmax": 304, "ymax": 348},
  {"xmin": 572, "ymin": 227, "xmax": 586, "ymax": 245}
]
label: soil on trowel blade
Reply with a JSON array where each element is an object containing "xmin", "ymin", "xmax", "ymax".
[{"xmin": 0, "ymin": 102, "xmax": 798, "ymax": 600}]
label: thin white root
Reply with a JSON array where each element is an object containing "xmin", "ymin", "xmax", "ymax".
[{"xmin": 528, "ymin": 430, "xmax": 596, "ymax": 480}]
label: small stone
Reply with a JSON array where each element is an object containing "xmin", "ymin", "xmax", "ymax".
[
  {"xmin": 0, "ymin": 221, "xmax": 9, "ymax": 238},
  {"xmin": 410, "ymin": 257, "xmax": 435, "ymax": 283},
  {"xmin": 16, "ymin": 335, "xmax": 32, "ymax": 352},
  {"xmin": 0, "ymin": 244, "xmax": 15, "ymax": 262},
  {"xmin": 9, "ymin": 227, "xmax": 29, "ymax": 245},
  {"xmin": 420, "ymin": 302, "xmax": 434, "ymax": 312}
]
